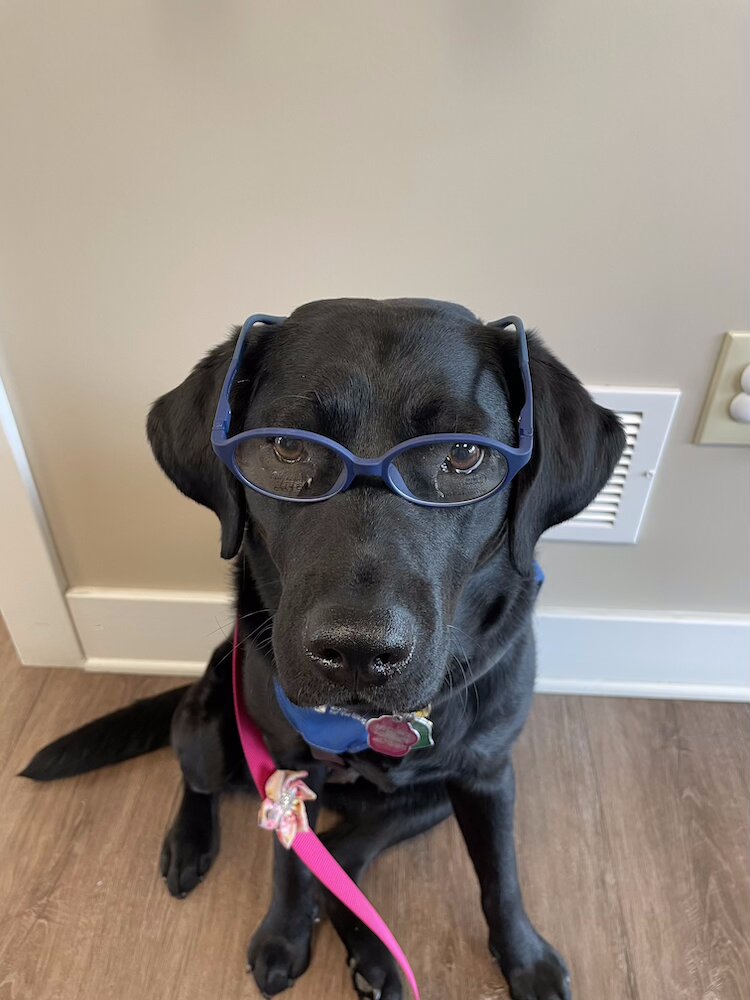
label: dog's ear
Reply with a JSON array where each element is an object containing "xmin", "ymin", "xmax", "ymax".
[
  {"xmin": 147, "ymin": 332, "xmax": 246, "ymax": 559},
  {"xmin": 505, "ymin": 333, "xmax": 626, "ymax": 570}
]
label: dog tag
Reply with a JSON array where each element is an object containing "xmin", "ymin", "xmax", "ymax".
[{"xmin": 366, "ymin": 716, "xmax": 422, "ymax": 757}]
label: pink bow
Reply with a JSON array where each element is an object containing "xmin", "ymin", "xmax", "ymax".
[{"xmin": 258, "ymin": 770, "xmax": 317, "ymax": 849}]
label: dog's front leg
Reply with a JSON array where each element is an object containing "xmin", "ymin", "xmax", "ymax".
[
  {"xmin": 248, "ymin": 761, "xmax": 326, "ymax": 997},
  {"xmin": 448, "ymin": 758, "xmax": 572, "ymax": 1000}
]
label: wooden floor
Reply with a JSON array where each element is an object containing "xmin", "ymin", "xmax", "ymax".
[{"xmin": 1, "ymin": 619, "xmax": 748, "ymax": 1000}]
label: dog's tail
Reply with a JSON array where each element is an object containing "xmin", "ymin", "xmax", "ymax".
[{"xmin": 18, "ymin": 685, "xmax": 190, "ymax": 782}]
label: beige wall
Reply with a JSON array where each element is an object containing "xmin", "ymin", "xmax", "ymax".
[{"xmin": 0, "ymin": 1, "xmax": 748, "ymax": 612}]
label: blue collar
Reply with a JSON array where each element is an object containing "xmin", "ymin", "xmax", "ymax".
[
  {"xmin": 274, "ymin": 682, "xmax": 434, "ymax": 758},
  {"xmin": 274, "ymin": 682, "xmax": 370, "ymax": 754}
]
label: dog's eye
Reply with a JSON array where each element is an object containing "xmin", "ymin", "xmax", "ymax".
[
  {"xmin": 273, "ymin": 436, "xmax": 306, "ymax": 463},
  {"xmin": 446, "ymin": 443, "xmax": 484, "ymax": 473}
]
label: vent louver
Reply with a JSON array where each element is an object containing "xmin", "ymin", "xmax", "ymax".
[{"xmin": 543, "ymin": 389, "xmax": 679, "ymax": 544}]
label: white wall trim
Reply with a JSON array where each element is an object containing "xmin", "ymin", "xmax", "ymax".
[
  {"xmin": 84, "ymin": 657, "xmax": 213, "ymax": 677},
  {"xmin": 66, "ymin": 587, "xmax": 233, "ymax": 665},
  {"xmin": 535, "ymin": 607, "xmax": 749, "ymax": 702},
  {"xmin": 0, "ymin": 371, "xmax": 84, "ymax": 667},
  {"xmin": 66, "ymin": 587, "xmax": 750, "ymax": 702}
]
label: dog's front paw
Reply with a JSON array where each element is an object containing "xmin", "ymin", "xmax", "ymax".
[
  {"xmin": 248, "ymin": 914, "xmax": 314, "ymax": 997},
  {"xmin": 159, "ymin": 812, "xmax": 218, "ymax": 898},
  {"xmin": 492, "ymin": 935, "xmax": 571, "ymax": 1000},
  {"xmin": 507, "ymin": 956, "xmax": 571, "ymax": 1000},
  {"xmin": 348, "ymin": 950, "xmax": 402, "ymax": 1000}
]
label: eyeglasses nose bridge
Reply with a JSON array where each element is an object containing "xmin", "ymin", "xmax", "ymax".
[
  {"xmin": 341, "ymin": 456, "xmax": 410, "ymax": 502},
  {"xmin": 350, "ymin": 456, "xmax": 386, "ymax": 476},
  {"xmin": 340, "ymin": 456, "xmax": 399, "ymax": 495}
]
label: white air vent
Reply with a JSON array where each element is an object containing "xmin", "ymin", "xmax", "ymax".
[{"xmin": 543, "ymin": 387, "xmax": 680, "ymax": 544}]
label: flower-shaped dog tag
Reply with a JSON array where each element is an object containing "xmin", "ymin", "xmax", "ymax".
[
  {"xmin": 258, "ymin": 770, "xmax": 317, "ymax": 849},
  {"xmin": 366, "ymin": 716, "xmax": 420, "ymax": 757}
]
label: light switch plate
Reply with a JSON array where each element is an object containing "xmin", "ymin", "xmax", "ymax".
[{"xmin": 694, "ymin": 332, "xmax": 750, "ymax": 446}]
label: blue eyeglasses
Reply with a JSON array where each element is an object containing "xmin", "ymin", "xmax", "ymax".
[{"xmin": 211, "ymin": 313, "xmax": 533, "ymax": 508}]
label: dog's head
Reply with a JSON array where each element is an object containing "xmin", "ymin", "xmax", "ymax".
[{"xmin": 148, "ymin": 298, "xmax": 623, "ymax": 712}]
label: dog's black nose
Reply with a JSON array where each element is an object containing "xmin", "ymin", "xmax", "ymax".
[{"xmin": 304, "ymin": 607, "xmax": 416, "ymax": 686}]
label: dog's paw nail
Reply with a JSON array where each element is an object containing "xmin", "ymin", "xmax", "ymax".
[
  {"xmin": 246, "ymin": 961, "xmax": 253, "ymax": 973},
  {"xmin": 353, "ymin": 970, "xmax": 382, "ymax": 1000},
  {"xmin": 177, "ymin": 891, "xmax": 187, "ymax": 900}
]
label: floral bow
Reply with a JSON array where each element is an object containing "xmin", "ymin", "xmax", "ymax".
[{"xmin": 258, "ymin": 770, "xmax": 317, "ymax": 849}]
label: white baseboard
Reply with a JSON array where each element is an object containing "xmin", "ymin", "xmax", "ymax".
[
  {"xmin": 83, "ymin": 657, "xmax": 208, "ymax": 677},
  {"xmin": 67, "ymin": 587, "xmax": 233, "ymax": 669},
  {"xmin": 65, "ymin": 587, "xmax": 750, "ymax": 702},
  {"xmin": 535, "ymin": 607, "xmax": 750, "ymax": 700}
]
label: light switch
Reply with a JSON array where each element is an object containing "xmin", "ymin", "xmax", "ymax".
[{"xmin": 695, "ymin": 332, "xmax": 750, "ymax": 445}]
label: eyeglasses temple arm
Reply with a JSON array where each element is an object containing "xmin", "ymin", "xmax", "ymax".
[
  {"xmin": 211, "ymin": 314, "xmax": 286, "ymax": 444},
  {"xmin": 491, "ymin": 315, "xmax": 534, "ymax": 448}
]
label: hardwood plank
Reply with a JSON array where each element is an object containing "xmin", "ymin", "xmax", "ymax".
[
  {"xmin": 513, "ymin": 695, "xmax": 638, "ymax": 1000},
  {"xmin": 0, "ymin": 618, "xmax": 48, "ymax": 765},
  {"xmin": 0, "ymin": 628, "xmax": 185, "ymax": 1000},
  {"xmin": 582, "ymin": 697, "xmax": 750, "ymax": 1000}
]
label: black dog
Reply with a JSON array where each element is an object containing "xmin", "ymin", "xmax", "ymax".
[{"xmin": 22, "ymin": 298, "xmax": 624, "ymax": 1000}]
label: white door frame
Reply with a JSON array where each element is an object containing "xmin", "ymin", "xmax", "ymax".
[{"xmin": 0, "ymin": 369, "xmax": 83, "ymax": 667}]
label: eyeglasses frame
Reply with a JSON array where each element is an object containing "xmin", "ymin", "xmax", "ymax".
[{"xmin": 210, "ymin": 313, "xmax": 534, "ymax": 508}]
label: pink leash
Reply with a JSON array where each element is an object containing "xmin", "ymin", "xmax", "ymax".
[{"xmin": 231, "ymin": 623, "xmax": 421, "ymax": 1000}]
